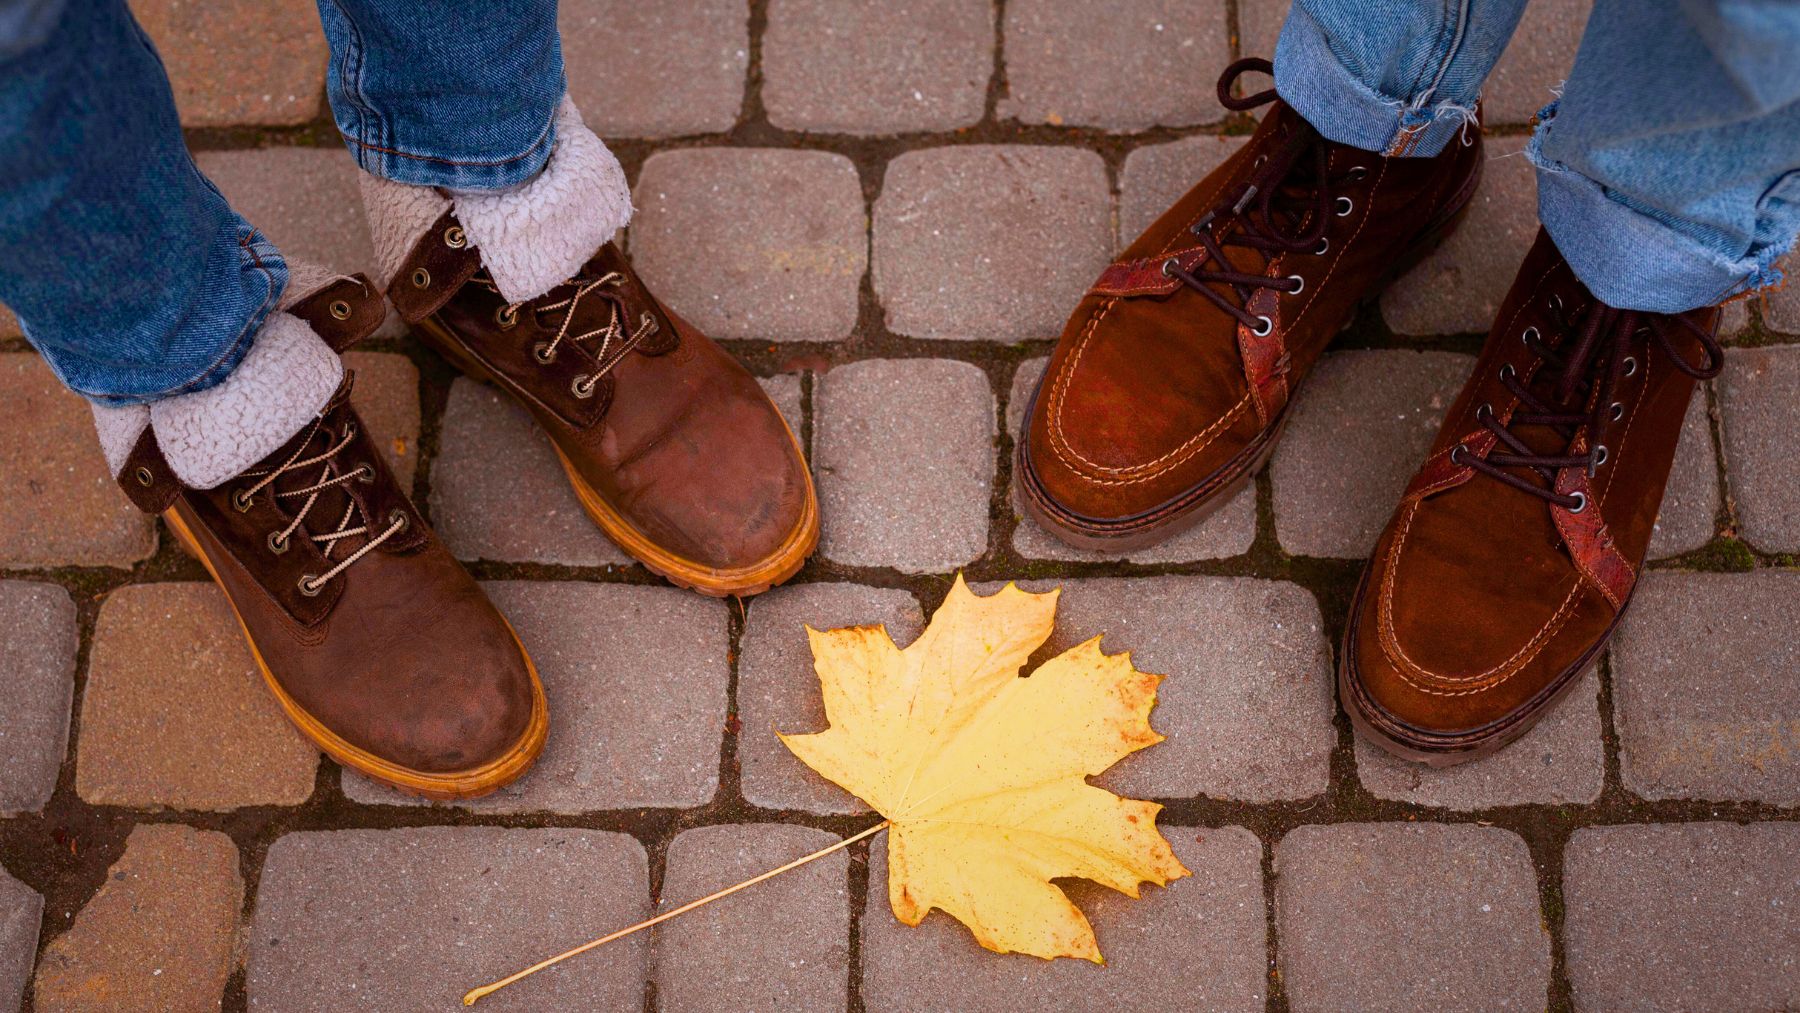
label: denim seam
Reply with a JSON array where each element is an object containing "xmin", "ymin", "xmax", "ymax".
[{"xmin": 324, "ymin": 0, "xmax": 380, "ymax": 177}]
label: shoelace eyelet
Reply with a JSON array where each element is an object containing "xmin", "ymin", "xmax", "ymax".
[
  {"xmin": 1161, "ymin": 257, "xmax": 1179, "ymax": 278},
  {"xmin": 571, "ymin": 374, "xmax": 597, "ymax": 399},
  {"xmin": 533, "ymin": 341, "xmax": 557, "ymax": 364},
  {"xmin": 411, "ymin": 268, "xmax": 430, "ymax": 289},
  {"xmin": 1522, "ymin": 326, "xmax": 1539, "ymax": 346},
  {"xmin": 388, "ymin": 509, "xmax": 409, "ymax": 532},
  {"xmin": 1285, "ymin": 274, "xmax": 1305, "ymax": 295},
  {"xmin": 329, "ymin": 300, "xmax": 352, "ymax": 321},
  {"xmin": 1592, "ymin": 444, "xmax": 1609, "ymax": 467},
  {"xmin": 353, "ymin": 465, "xmax": 374, "ymax": 485},
  {"xmin": 495, "ymin": 305, "xmax": 519, "ymax": 329},
  {"xmin": 1499, "ymin": 363, "xmax": 1516, "ymax": 381},
  {"xmin": 1566, "ymin": 491, "xmax": 1588, "ymax": 514},
  {"xmin": 1249, "ymin": 315, "xmax": 1274, "ymax": 337},
  {"xmin": 1623, "ymin": 356, "xmax": 1638, "ymax": 377},
  {"xmin": 1475, "ymin": 402, "xmax": 1494, "ymax": 421},
  {"xmin": 1333, "ymin": 196, "xmax": 1354, "ymax": 217},
  {"xmin": 298, "ymin": 574, "xmax": 323, "ymax": 597},
  {"xmin": 1450, "ymin": 444, "xmax": 1470, "ymax": 465},
  {"xmin": 267, "ymin": 531, "xmax": 290, "ymax": 555},
  {"xmin": 134, "ymin": 466, "xmax": 154, "ymax": 487},
  {"xmin": 444, "ymin": 225, "xmax": 466, "ymax": 249},
  {"xmin": 1610, "ymin": 402, "xmax": 1625, "ymax": 421},
  {"xmin": 232, "ymin": 488, "xmax": 255, "ymax": 512},
  {"xmin": 1313, "ymin": 237, "xmax": 1329, "ymax": 256}
]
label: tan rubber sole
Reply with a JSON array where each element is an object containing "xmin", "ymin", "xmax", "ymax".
[
  {"xmin": 163, "ymin": 507, "xmax": 549, "ymax": 800},
  {"xmin": 416, "ymin": 313, "xmax": 820, "ymax": 597}
]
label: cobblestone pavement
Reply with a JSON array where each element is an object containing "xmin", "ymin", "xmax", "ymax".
[{"xmin": 2, "ymin": 2, "xmax": 1798, "ymax": 1010}]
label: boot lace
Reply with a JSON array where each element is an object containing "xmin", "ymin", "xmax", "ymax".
[
  {"xmin": 1162, "ymin": 58, "xmax": 1370, "ymax": 336},
  {"xmin": 476, "ymin": 270, "xmax": 659, "ymax": 399},
  {"xmin": 232, "ymin": 413, "xmax": 405, "ymax": 596},
  {"xmin": 1450, "ymin": 301, "xmax": 1724, "ymax": 512}
]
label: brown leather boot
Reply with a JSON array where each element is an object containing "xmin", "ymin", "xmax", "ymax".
[
  {"xmin": 1341, "ymin": 230, "xmax": 1726, "ymax": 766},
  {"xmin": 1018, "ymin": 58, "xmax": 1483, "ymax": 549},
  {"xmin": 104, "ymin": 275, "xmax": 546, "ymax": 799},
  {"xmin": 362, "ymin": 99, "xmax": 817, "ymax": 597}
]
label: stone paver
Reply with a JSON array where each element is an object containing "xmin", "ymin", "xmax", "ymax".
[
  {"xmin": 1611, "ymin": 570, "xmax": 1800, "ymax": 804},
  {"xmin": 738, "ymin": 583, "xmax": 924, "ymax": 813},
  {"xmin": 77, "ymin": 583, "xmax": 318, "ymax": 811},
  {"xmin": 1647, "ymin": 389, "xmax": 1721, "ymax": 558},
  {"xmin": 815, "ymin": 359, "xmax": 995, "ymax": 572},
  {"xmin": 1118, "ymin": 135, "xmax": 1247, "ymax": 246},
  {"xmin": 654, "ymin": 824, "xmax": 849, "ymax": 1012},
  {"xmin": 1000, "ymin": 0, "xmax": 1231, "ymax": 131},
  {"xmin": 1006, "ymin": 358, "xmax": 1257, "ymax": 562},
  {"xmin": 0, "ymin": 867, "xmax": 39, "ymax": 1013},
  {"xmin": 1564, "ymin": 822, "xmax": 1800, "ymax": 1012},
  {"xmin": 1355, "ymin": 670, "xmax": 1604, "ymax": 809},
  {"xmin": 633, "ymin": 149, "xmax": 866, "ymax": 342},
  {"xmin": 33, "ymin": 824, "xmax": 241, "ymax": 1013},
  {"xmin": 249, "ymin": 827, "xmax": 648, "ymax": 1010},
  {"xmin": 0, "ymin": 581, "xmax": 75, "ymax": 817},
  {"xmin": 1766, "ymin": 250, "xmax": 1800, "ymax": 334},
  {"xmin": 1275, "ymin": 823, "xmax": 1549, "ymax": 1012},
  {"xmin": 762, "ymin": 374, "xmax": 804, "ymax": 446},
  {"xmin": 0, "ymin": 304, "xmax": 17, "ymax": 338},
  {"xmin": 1236, "ymin": 0, "xmax": 1288, "ymax": 63},
  {"xmin": 343, "ymin": 351, "xmax": 421, "ymax": 492},
  {"xmin": 863, "ymin": 827, "xmax": 1266, "ymax": 1011},
  {"xmin": 0, "ymin": 354, "xmax": 156, "ymax": 568},
  {"xmin": 1719, "ymin": 345, "xmax": 1800, "ymax": 552},
  {"xmin": 873, "ymin": 146, "xmax": 1111, "ymax": 342},
  {"xmin": 562, "ymin": 0, "xmax": 747, "ymax": 137},
  {"xmin": 193, "ymin": 148, "xmax": 374, "ymax": 275},
  {"xmin": 764, "ymin": 0, "xmax": 993, "ymax": 134},
  {"xmin": 1482, "ymin": 0, "xmax": 1592, "ymax": 124},
  {"xmin": 130, "ymin": 0, "xmax": 326, "ymax": 127},
  {"xmin": 1383, "ymin": 137, "xmax": 1537, "ymax": 336},
  {"xmin": 1271, "ymin": 350, "xmax": 1474, "ymax": 558},
  {"xmin": 430, "ymin": 378, "xmax": 631, "ymax": 567},
  {"xmin": 982, "ymin": 577, "xmax": 1334, "ymax": 801},
  {"xmin": 345, "ymin": 582, "xmax": 727, "ymax": 811}
]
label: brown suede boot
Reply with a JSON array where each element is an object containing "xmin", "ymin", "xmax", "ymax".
[
  {"xmin": 361, "ymin": 99, "xmax": 817, "ymax": 597},
  {"xmin": 99, "ymin": 273, "xmax": 547, "ymax": 799},
  {"xmin": 1017, "ymin": 58, "xmax": 1483, "ymax": 549},
  {"xmin": 1341, "ymin": 230, "xmax": 1725, "ymax": 766}
]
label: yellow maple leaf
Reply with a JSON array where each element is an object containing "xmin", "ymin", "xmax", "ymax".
[{"xmin": 779, "ymin": 574, "xmax": 1190, "ymax": 963}]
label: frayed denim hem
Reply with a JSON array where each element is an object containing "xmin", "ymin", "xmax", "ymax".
[{"xmin": 1528, "ymin": 100, "xmax": 1792, "ymax": 314}]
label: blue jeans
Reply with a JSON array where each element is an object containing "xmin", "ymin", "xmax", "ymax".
[
  {"xmin": 1277, "ymin": 0, "xmax": 1800, "ymax": 314},
  {"xmin": 0, "ymin": 0, "xmax": 563, "ymax": 405}
]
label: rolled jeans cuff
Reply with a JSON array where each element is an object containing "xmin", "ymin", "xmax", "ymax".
[
  {"xmin": 1527, "ymin": 103, "xmax": 1793, "ymax": 314},
  {"xmin": 341, "ymin": 108, "xmax": 557, "ymax": 191},
  {"xmin": 1272, "ymin": 3, "xmax": 1472, "ymax": 159}
]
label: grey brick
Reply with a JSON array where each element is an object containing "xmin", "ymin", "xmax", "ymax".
[
  {"xmin": 761, "ymin": 373, "xmax": 805, "ymax": 446},
  {"xmin": 344, "ymin": 351, "xmax": 422, "ymax": 493},
  {"xmin": 1006, "ymin": 357, "xmax": 1256, "ymax": 562},
  {"xmin": 194, "ymin": 148, "xmax": 374, "ymax": 275},
  {"xmin": 344, "ymin": 582, "xmax": 728, "ymax": 812},
  {"xmin": 654, "ymin": 824, "xmax": 849, "ymax": 1012},
  {"xmin": 129, "ymin": 0, "xmax": 325, "ymax": 127},
  {"xmin": 1119, "ymin": 136, "xmax": 1247, "ymax": 246},
  {"xmin": 0, "ymin": 581, "xmax": 75, "ymax": 816},
  {"xmin": 78, "ymin": 583, "xmax": 318, "ymax": 811},
  {"xmin": 1000, "ymin": 0, "xmax": 1231, "ymax": 131},
  {"xmin": 1275, "ymin": 823, "xmax": 1550, "ymax": 1013},
  {"xmin": 815, "ymin": 359, "xmax": 995, "ymax": 571},
  {"xmin": 1483, "ymin": 0, "xmax": 1592, "ymax": 124},
  {"xmin": 0, "ymin": 867, "xmax": 39, "ymax": 1013},
  {"xmin": 978, "ymin": 577, "xmax": 1334, "ymax": 802},
  {"xmin": 873, "ymin": 146, "xmax": 1111, "ymax": 343},
  {"xmin": 1355, "ymin": 670, "xmax": 1604, "ymax": 809},
  {"xmin": 561, "ymin": 0, "xmax": 747, "ymax": 137},
  {"xmin": 1271, "ymin": 350, "xmax": 1475, "ymax": 558},
  {"xmin": 0, "ymin": 354, "xmax": 156, "ymax": 569},
  {"xmin": 738, "ymin": 583, "xmax": 923, "ymax": 813},
  {"xmin": 249, "ymin": 827, "xmax": 648, "ymax": 1010},
  {"xmin": 1237, "ymin": 0, "xmax": 1288, "ymax": 62},
  {"xmin": 1719, "ymin": 345, "xmax": 1800, "ymax": 551},
  {"xmin": 863, "ymin": 827, "xmax": 1266, "ymax": 1011},
  {"xmin": 764, "ymin": 0, "xmax": 993, "ymax": 134},
  {"xmin": 1564, "ymin": 822, "xmax": 1800, "ymax": 1012},
  {"xmin": 1766, "ymin": 251, "xmax": 1800, "ymax": 334},
  {"xmin": 1611, "ymin": 570, "xmax": 1800, "ymax": 804},
  {"xmin": 1383, "ymin": 137, "xmax": 1538, "ymax": 336},
  {"xmin": 1647, "ymin": 387, "xmax": 1720, "ymax": 559},
  {"xmin": 632, "ymin": 149, "xmax": 866, "ymax": 342},
  {"xmin": 430, "ymin": 378, "xmax": 631, "ymax": 567},
  {"xmin": 33, "ymin": 825, "xmax": 241, "ymax": 1013}
]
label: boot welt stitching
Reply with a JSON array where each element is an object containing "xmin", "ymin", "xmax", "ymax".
[{"xmin": 1375, "ymin": 499, "xmax": 1586, "ymax": 695}]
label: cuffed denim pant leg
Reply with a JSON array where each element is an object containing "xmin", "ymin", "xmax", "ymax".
[{"xmin": 1273, "ymin": 0, "xmax": 1800, "ymax": 313}]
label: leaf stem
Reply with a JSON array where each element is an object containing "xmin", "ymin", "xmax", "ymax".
[{"xmin": 462, "ymin": 819, "xmax": 892, "ymax": 1005}]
